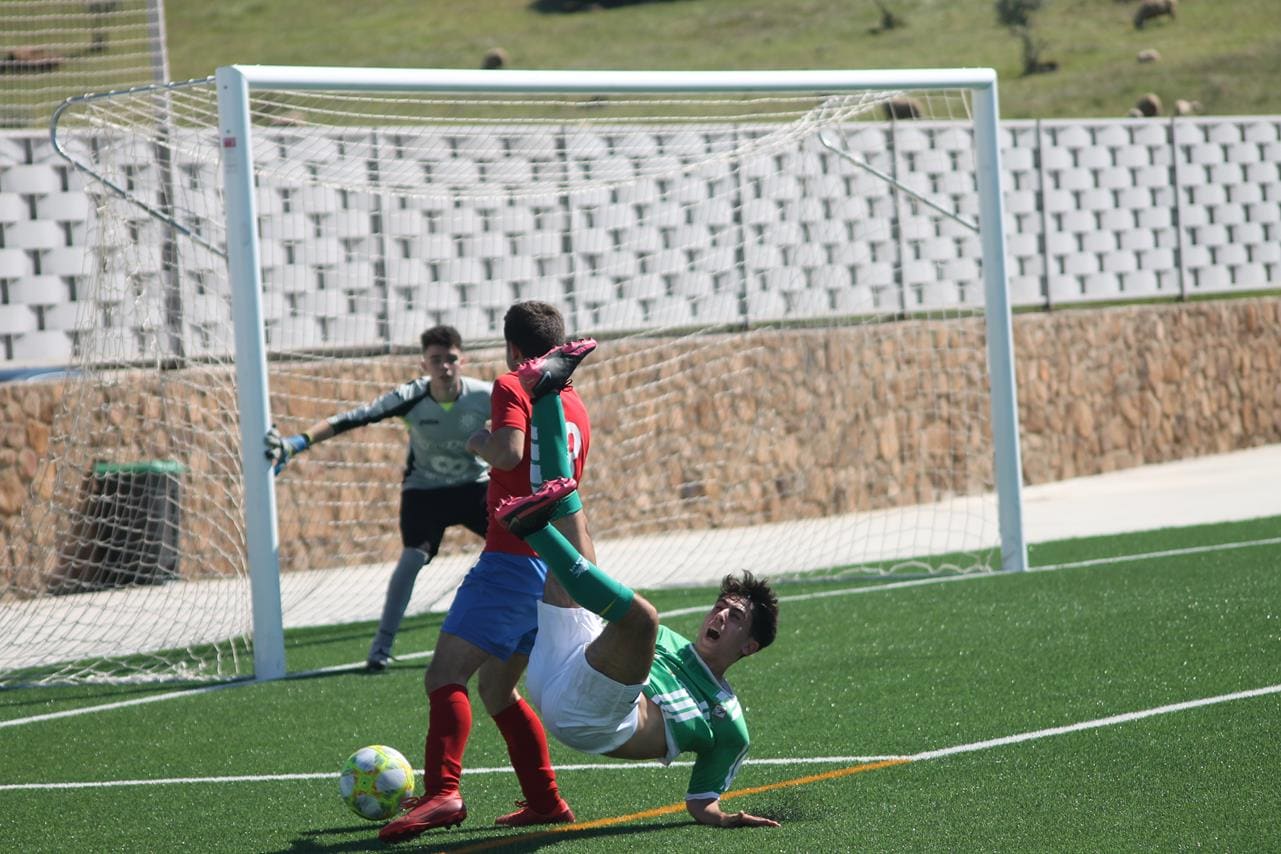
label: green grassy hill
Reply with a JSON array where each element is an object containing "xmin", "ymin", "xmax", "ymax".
[{"xmin": 161, "ymin": 0, "xmax": 1281, "ymax": 118}]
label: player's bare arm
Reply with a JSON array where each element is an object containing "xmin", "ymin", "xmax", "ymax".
[{"xmin": 466, "ymin": 425, "xmax": 523, "ymax": 470}]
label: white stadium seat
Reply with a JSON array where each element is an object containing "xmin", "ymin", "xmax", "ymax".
[
  {"xmin": 1122, "ymin": 229, "xmax": 1163, "ymax": 252},
  {"xmin": 4, "ymin": 220, "xmax": 63, "ymax": 249},
  {"xmin": 1129, "ymin": 123, "xmax": 1168, "ymax": 147},
  {"xmin": 592, "ymin": 299, "xmax": 645, "ymax": 332},
  {"xmin": 621, "ymin": 275, "xmax": 665, "ymax": 301},
  {"xmin": 328, "ymin": 313, "xmax": 381, "ymax": 346},
  {"xmin": 916, "ymin": 281, "xmax": 959, "ymax": 309},
  {"xmin": 745, "ymin": 289, "xmax": 787, "ymax": 321},
  {"xmin": 1246, "ymin": 202, "xmax": 1281, "ymax": 224},
  {"xmin": 1205, "ymin": 123, "xmax": 1241, "ymax": 144},
  {"xmin": 1007, "ymin": 275, "xmax": 1044, "ymax": 305},
  {"xmin": 693, "ymin": 291, "xmax": 740, "ymax": 324},
  {"xmin": 1138, "ymin": 248, "xmax": 1175, "ymax": 270},
  {"xmin": 1214, "ymin": 204, "xmax": 1247, "ymax": 226},
  {"xmin": 1, "ymin": 164, "xmax": 62, "ymax": 194},
  {"xmin": 0, "ymin": 304, "xmax": 38, "ymax": 335},
  {"xmin": 1047, "ymin": 275, "xmax": 1082, "ymax": 302},
  {"xmin": 1231, "ymin": 263, "xmax": 1267, "ymax": 287},
  {"xmin": 1192, "ymin": 265, "xmax": 1232, "ymax": 291},
  {"xmin": 1228, "ymin": 183, "xmax": 1263, "ymax": 204},
  {"xmin": 1135, "ymin": 207, "xmax": 1172, "ymax": 230},
  {"xmin": 647, "ymin": 295, "xmax": 695, "ymax": 326},
  {"xmin": 8, "ymin": 275, "xmax": 70, "ymax": 305},
  {"xmin": 1062, "ymin": 254, "xmax": 1100, "ymax": 276},
  {"xmin": 1102, "ymin": 251, "xmax": 1139, "ymax": 274},
  {"xmin": 832, "ymin": 283, "xmax": 877, "ymax": 313},
  {"xmin": 12, "ymin": 330, "xmax": 74, "ymax": 363},
  {"xmin": 0, "ymin": 192, "xmax": 28, "ymax": 223},
  {"xmin": 0, "ymin": 247, "xmax": 33, "ymax": 277},
  {"xmin": 1241, "ymin": 121, "xmax": 1280, "ymax": 143},
  {"xmin": 41, "ymin": 301, "xmax": 88, "ymax": 331},
  {"xmin": 1081, "ymin": 230, "xmax": 1116, "ymax": 254}
]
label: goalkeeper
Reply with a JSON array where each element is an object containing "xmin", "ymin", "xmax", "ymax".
[
  {"xmin": 264, "ymin": 324, "xmax": 491, "ymax": 672},
  {"xmin": 494, "ymin": 346, "xmax": 781, "ymax": 829}
]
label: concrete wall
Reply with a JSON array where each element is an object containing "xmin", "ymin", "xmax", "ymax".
[{"xmin": 3, "ymin": 297, "xmax": 1279, "ymax": 581}]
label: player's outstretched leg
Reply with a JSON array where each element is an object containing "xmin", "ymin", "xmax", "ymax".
[
  {"xmin": 497, "ymin": 479, "xmax": 634, "ymax": 622},
  {"xmin": 516, "ymin": 338, "xmax": 596, "ymax": 401}
]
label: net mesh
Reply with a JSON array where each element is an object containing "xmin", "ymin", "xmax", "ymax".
[{"xmin": 3, "ymin": 76, "xmax": 1001, "ymax": 684}]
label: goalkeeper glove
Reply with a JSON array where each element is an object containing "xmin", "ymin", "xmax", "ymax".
[{"xmin": 265, "ymin": 427, "xmax": 311, "ymax": 475}]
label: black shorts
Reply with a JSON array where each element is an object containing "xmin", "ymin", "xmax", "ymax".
[{"xmin": 399, "ymin": 481, "xmax": 489, "ymax": 555}]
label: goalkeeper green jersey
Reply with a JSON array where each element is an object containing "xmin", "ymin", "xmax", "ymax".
[{"xmin": 642, "ymin": 625, "xmax": 751, "ymax": 800}]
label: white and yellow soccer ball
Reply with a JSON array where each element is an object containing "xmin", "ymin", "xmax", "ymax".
[{"xmin": 338, "ymin": 744, "xmax": 416, "ymax": 821}]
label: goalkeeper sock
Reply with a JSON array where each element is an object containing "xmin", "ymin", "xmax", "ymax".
[
  {"xmin": 526, "ymin": 525, "xmax": 633, "ymax": 622},
  {"xmin": 530, "ymin": 392, "xmax": 582, "ymax": 518},
  {"xmin": 368, "ymin": 547, "xmax": 430, "ymax": 663},
  {"xmin": 424, "ymin": 684, "xmax": 471, "ymax": 796}
]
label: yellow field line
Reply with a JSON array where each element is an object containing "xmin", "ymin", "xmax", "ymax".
[{"xmin": 445, "ymin": 757, "xmax": 911, "ymax": 853}]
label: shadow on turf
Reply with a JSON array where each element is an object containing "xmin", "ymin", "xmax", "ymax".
[{"xmin": 276, "ymin": 817, "xmax": 690, "ymax": 852}]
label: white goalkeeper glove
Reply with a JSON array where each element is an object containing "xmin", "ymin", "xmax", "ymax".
[{"xmin": 265, "ymin": 427, "xmax": 311, "ymax": 475}]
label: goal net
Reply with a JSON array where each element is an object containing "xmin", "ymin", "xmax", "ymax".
[{"xmin": 1, "ymin": 67, "xmax": 1023, "ymax": 685}]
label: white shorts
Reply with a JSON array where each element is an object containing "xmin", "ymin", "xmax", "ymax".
[{"xmin": 526, "ymin": 601, "xmax": 643, "ymax": 755}]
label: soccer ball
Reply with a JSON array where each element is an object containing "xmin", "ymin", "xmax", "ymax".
[{"xmin": 338, "ymin": 745, "xmax": 416, "ymax": 821}]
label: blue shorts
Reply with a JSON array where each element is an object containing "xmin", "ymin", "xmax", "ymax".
[{"xmin": 441, "ymin": 551, "xmax": 549, "ymax": 660}]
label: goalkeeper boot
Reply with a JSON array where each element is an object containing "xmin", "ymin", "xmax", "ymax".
[
  {"xmin": 496, "ymin": 477, "xmax": 578, "ymax": 538},
  {"xmin": 494, "ymin": 798, "xmax": 576, "ymax": 827},
  {"xmin": 516, "ymin": 338, "xmax": 597, "ymax": 400},
  {"xmin": 378, "ymin": 791, "xmax": 467, "ymax": 843}
]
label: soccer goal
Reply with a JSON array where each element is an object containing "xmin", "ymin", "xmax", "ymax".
[{"xmin": 2, "ymin": 66, "xmax": 1024, "ymax": 685}]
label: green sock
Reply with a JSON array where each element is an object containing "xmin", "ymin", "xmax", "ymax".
[
  {"xmin": 526, "ymin": 525, "xmax": 633, "ymax": 622},
  {"xmin": 530, "ymin": 392, "xmax": 582, "ymax": 517}
]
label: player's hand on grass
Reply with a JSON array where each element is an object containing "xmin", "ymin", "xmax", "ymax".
[
  {"xmin": 688, "ymin": 798, "xmax": 780, "ymax": 828},
  {"xmin": 725, "ymin": 811, "xmax": 780, "ymax": 828},
  {"xmin": 265, "ymin": 426, "xmax": 310, "ymax": 475}
]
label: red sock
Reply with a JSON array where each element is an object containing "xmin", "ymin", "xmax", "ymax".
[
  {"xmin": 493, "ymin": 698, "xmax": 562, "ymax": 813},
  {"xmin": 424, "ymin": 684, "xmax": 471, "ymax": 796}
]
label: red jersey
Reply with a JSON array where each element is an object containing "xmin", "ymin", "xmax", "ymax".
[{"xmin": 485, "ymin": 373, "xmax": 591, "ymax": 557}]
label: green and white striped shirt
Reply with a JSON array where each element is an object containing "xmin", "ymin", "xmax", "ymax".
[{"xmin": 642, "ymin": 625, "xmax": 751, "ymax": 800}]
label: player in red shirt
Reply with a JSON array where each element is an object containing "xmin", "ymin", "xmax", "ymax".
[{"xmin": 380, "ymin": 302, "xmax": 595, "ymax": 843}]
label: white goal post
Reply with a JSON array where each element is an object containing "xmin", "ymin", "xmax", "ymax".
[
  {"xmin": 4, "ymin": 65, "xmax": 1025, "ymax": 686},
  {"xmin": 218, "ymin": 66, "xmax": 1026, "ymax": 680}
]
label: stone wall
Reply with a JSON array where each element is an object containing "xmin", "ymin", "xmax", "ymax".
[{"xmin": 2, "ymin": 298, "xmax": 1279, "ymax": 583}]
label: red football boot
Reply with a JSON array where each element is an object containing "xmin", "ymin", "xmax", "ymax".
[
  {"xmin": 378, "ymin": 791, "xmax": 467, "ymax": 844},
  {"xmin": 495, "ymin": 477, "xmax": 578, "ymax": 538},
  {"xmin": 494, "ymin": 798, "xmax": 576, "ymax": 827},
  {"xmin": 515, "ymin": 338, "xmax": 597, "ymax": 400}
]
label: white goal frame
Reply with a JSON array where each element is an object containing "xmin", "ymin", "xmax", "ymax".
[{"xmin": 214, "ymin": 65, "xmax": 1028, "ymax": 682}]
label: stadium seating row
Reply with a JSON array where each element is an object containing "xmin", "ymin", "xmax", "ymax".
[{"xmin": 3, "ymin": 117, "xmax": 1280, "ymax": 365}]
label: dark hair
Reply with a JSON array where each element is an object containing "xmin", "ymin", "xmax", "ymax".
[
  {"xmin": 721, "ymin": 571, "xmax": 778, "ymax": 651},
  {"xmin": 503, "ymin": 301, "xmax": 564, "ymax": 360},
  {"xmin": 420, "ymin": 325, "xmax": 463, "ymax": 351}
]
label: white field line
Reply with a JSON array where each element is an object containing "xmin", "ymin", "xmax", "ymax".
[
  {"xmin": 3, "ymin": 682, "xmax": 1279, "ymax": 792},
  {"xmin": 1031, "ymin": 535, "xmax": 1281, "ymax": 573},
  {"xmin": 2, "ymin": 534, "xmax": 1277, "ymax": 732}
]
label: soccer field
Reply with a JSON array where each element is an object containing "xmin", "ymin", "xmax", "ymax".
[{"xmin": 2, "ymin": 515, "xmax": 1278, "ymax": 852}]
